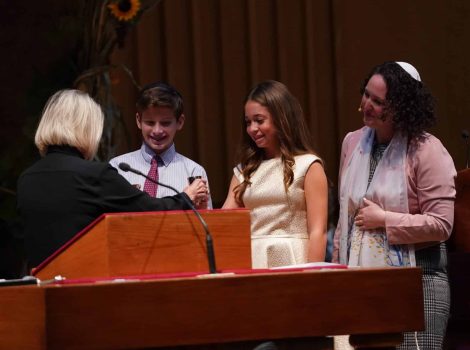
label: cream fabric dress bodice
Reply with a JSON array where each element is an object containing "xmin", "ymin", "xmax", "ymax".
[{"xmin": 234, "ymin": 154, "xmax": 320, "ymax": 268}]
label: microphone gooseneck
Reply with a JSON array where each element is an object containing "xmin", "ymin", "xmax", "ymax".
[{"xmin": 118, "ymin": 162, "xmax": 217, "ymax": 274}]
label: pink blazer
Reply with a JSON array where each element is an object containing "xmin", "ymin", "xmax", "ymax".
[{"xmin": 333, "ymin": 128, "xmax": 456, "ymax": 262}]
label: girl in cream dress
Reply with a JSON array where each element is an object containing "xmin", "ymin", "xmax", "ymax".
[{"xmin": 223, "ymin": 80, "xmax": 328, "ymax": 268}]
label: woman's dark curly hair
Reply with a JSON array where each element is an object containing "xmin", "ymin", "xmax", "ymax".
[{"xmin": 360, "ymin": 61, "xmax": 436, "ymax": 140}]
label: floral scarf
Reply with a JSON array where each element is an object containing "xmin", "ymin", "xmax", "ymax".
[{"xmin": 338, "ymin": 127, "xmax": 415, "ymax": 267}]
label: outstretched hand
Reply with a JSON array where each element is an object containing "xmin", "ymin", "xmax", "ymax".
[
  {"xmin": 354, "ymin": 198, "xmax": 386, "ymax": 230},
  {"xmin": 183, "ymin": 179, "xmax": 209, "ymax": 209}
]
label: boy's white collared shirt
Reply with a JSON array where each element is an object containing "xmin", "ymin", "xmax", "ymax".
[{"xmin": 109, "ymin": 143, "xmax": 213, "ymax": 208}]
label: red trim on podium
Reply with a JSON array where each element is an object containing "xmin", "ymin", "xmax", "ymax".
[{"xmin": 48, "ymin": 264, "xmax": 348, "ymax": 285}]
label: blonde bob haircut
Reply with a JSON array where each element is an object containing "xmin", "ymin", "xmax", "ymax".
[{"xmin": 35, "ymin": 89, "xmax": 104, "ymax": 160}]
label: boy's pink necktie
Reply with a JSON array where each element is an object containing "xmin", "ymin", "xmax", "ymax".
[{"xmin": 143, "ymin": 156, "xmax": 159, "ymax": 196}]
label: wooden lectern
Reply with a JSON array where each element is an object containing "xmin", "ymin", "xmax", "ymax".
[
  {"xmin": 447, "ymin": 168, "xmax": 470, "ymax": 348},
  {"xmin": 33, "ymin": 209, "xmax": 252, "ymax": 280},
  {"xmin": 448, "ymin": 168, "xmax": 470, "ymax": 252},
  {"xmin": 0, "ymin": 207, "xmax": 426, "ymax": 349},
  {"xmin": 0, "ymin": 267, "xmax": 424, "ymax": 350}
]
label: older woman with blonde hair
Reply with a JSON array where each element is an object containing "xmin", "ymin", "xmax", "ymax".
[
  {"xmin": 17, "ymin": 89, "xmax": 207, "ymax": 268},
  {"xmin": 34, "ymin": 88, "xmax": 105, "ymax": 160}
]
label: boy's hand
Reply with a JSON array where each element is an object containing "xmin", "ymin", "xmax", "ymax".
[{"xmin": 183, "ymin": 179, "xmax": 209, "ymax": 208}]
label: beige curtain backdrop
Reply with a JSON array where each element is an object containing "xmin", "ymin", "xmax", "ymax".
[{"xmin": 111, "ymin": 0, "xmax": 470, "ymax": 207}]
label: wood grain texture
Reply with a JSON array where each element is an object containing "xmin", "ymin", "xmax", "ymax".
[
  {"xmin": 110, "ymin": 0, "xmax": 470, "ymax": 206},
  {"xmin": 447, "ymin": 170, "xmax": 470, "ymax": 348},
  {"xmin": 0, "ymin": 286, "xmax": 46, "ymax": 349},
  {"xmin": 0, "ymin": 267, "xmax": 424, "ymax": 349},
  {"xmin": 449, "ymin": 169, "xmax": 470, "ymax": 252},
  {"xmin": 35, "ymin": 209, "xmax": 251, "ymax": 280},
  {"xmin": 35, "ymin": 219, "xmax": 110, "ymax": 280}
]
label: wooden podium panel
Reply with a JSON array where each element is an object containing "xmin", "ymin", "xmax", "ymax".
[
  {"xmin": 447, "ymin": 169, "xmax": 470, "ymax": 348},
  {"xmin": 0, "ymin": 287, "xmax": 46, "ymax": 349},
  {"xmin": 0, "ymin": 267, "xmax": 424, "ymax": 349},
  {"xmin": 34, "ymin": 209, "xmax": 251, "ymax": 280},
  {"xmin": 449, "ymin": 168, "xmax": 470, "ymax": 252}
]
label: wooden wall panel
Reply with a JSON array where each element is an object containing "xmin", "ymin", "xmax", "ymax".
[
  {"xmin": 218, "ymin": 0, "xmax": 251, "ymax": 177},
  {"xmin": 332, "ymin": 0, "xmax": 450, "ymax": 144},
  {"xmin": 247, "ymin": 0, "xmax": 278, "ymax": 82},
  {"xmin": 110, "ymin": 0, "xmax": 470, "ymax": 207},
  {"xmin": 162, "ymin": 0, "xmax": 197, "ymax": 158},
  {"xmin": 303, "ymin": 0, "xmax": 338, "ymax": 181},
  {"xmin": 445, "ymin": 0, "xmax": 470, "ymax": 170},
  {"xmin": 190, "ymin": 0, "xmax": 227, "ymax": 201},
  {"xmin": 135, "ymin": 4, "xmax": 165, "ymax": 85},
  {"xmin": 276, "ymin": 0, "xmax": 308, "ymax": 103}
]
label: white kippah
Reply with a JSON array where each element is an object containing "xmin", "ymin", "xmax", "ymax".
[{"xmin": 395, "ymin": 61, "xmax": 421, "ymax": 82}]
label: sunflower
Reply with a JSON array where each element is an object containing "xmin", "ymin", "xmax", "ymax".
[{"xmin": 108, "ymin": 0, "xmax": 141, "ymax": 22}]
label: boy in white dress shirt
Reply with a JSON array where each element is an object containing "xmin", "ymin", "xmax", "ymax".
[{"xmin": 110, "ymin": 82, "xmax": 212, "ymax": 209}]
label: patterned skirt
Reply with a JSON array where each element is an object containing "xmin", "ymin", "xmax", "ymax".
[{"xmin": 397, "ymin": 242, "xmax": 450, "ymax": 349}]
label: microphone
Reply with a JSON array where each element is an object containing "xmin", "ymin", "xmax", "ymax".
[
  {"xmin": 463, "ymin": 129, "xmax": 469, "ymax": 169},
  {"xmin": 118, "ymin": 162, "xmax": 217, "ymax": 274}
]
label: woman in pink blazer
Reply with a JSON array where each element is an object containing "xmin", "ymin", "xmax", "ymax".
[{"xmin": 333, "ymin": 61, "xmax": 456, "ymax": 349}]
